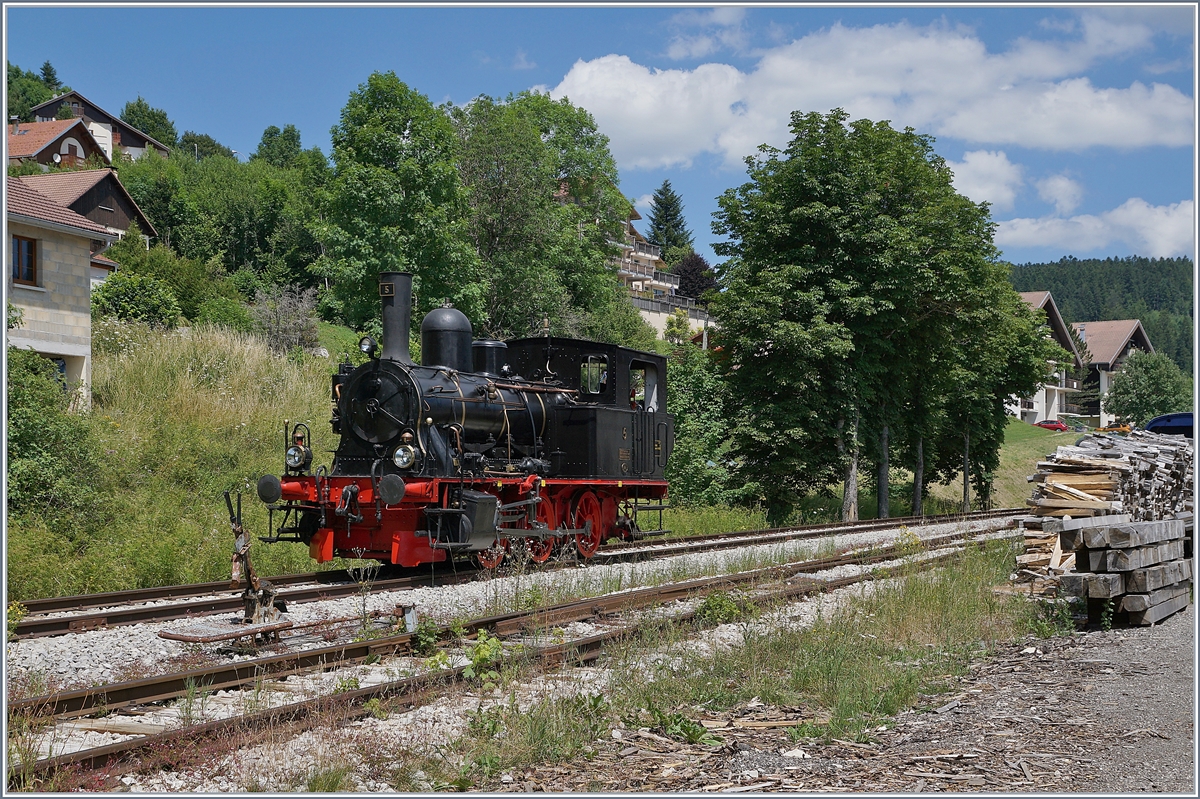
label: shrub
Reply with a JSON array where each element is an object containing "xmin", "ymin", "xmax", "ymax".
[
  {"xmin": 252, "ymin": 284, "xmax": 319, "ymax": 353},
  {"xmin": 5, "ymin": 348, "xmax": 99, "ymax": 515},
  {"xmin": 194, "ymin": 296, "xmax": 255, "ymax": 332},
  {"xmin": 91, "ymin": 271, "xmax": 181, "ymax": 327}
]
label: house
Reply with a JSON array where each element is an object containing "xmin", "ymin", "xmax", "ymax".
[
  {"xmin": 1010, "ymin": 291, "xmax": 1084, "ymax": 424},
  {"xmin": 29, "ymin": 90, "xmax": 171, "ymax": 161},
  {"xmin": 18, "ymin": 169, "xmax": 157, "ymax": 264},
  {"xmin": 1070, "ymin": 319, "xmax": 1155, "ymax": 427},
  {"xmin": 7, "ymin": 176, "xmax": 116, "ymax": 396},
  {"xmin": 7, "ymin": 118, "xmax": 110, "ymax": 168},
  {"xmin": 614, "ymin": 209, "xmax": 709, "ymax": 336}
]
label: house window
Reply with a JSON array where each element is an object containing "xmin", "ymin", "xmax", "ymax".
[{"xmin": 12, "ymin": 235, "xmax": 37, "ymax": 285}]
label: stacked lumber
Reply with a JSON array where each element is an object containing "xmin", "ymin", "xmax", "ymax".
[
  {"xmin": 1057, "ymin": 517, "xmax": 1192, "ymax": 626},
  {"xmin": 1025, "ymin": 430, "xmax": 1193, "ymax": 521}
]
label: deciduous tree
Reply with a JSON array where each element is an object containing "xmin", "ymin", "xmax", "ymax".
[
  {"xmin": 675, "ymin": 251, "xmax": 718, "ymax": 304},
  {"xmin": 313, "ymin": 72, "xmax": 483, "ymax": 329},
  {"xmin": 1103, "ymin": 351, "xmax": 1193, "ymax": 426},
  {"xmin": 120, "ymin": 96, "xmax": 178, "ymax": 147},
  {"xmin": 180, "ymin": 131, "xmax": 234, "ymax": 160}
]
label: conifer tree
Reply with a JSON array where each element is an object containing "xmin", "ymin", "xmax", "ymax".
[
  {"xmin": 40, "ymin": 60, "xmax": 59, "ymax": 92},
  {"xmin": 645, "ymin": 179, "xmax": 693, "ymax": 253}
]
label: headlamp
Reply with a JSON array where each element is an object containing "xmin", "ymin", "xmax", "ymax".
[
  {"xmin": 359, "ymin": 336, "xmax": 378, "ymax": 358},
  {"xmin": 286, "ymin": 444, "xmax": 312, "ymax": 470},
  {"xmin": 392, "ymin": 444, "xmax": 416, "ymax": 469}
]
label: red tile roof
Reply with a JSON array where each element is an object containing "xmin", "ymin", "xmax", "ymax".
[
  {"xmin": 91, "ymin": 252, "xmax": 120, "ymax": 268},
  {"xmin": 17, "ymin": 168, "xmax": 159, "ymax": 238},
  {"xmin": 1071, "ymin": 320, "xmax": 1154, "ymax": 367},
  {"xmin": 6, "ymin": 176, "xmax": 113, "ymax": 237},
  {"xmin": 7, "ymin": 119, "xmax": 98, "ymax": 159}
]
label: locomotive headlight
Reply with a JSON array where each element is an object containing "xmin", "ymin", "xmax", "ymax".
[
  {"xmin": 358, "ymin": 336, "xmax": 378, "ymax": 358},
  {"xmin": 392, "ymin": 444, "xmax": 416, "ymax": 469},
  {"xmin": 286, "ymin": 445, "xmax": 312, "ymax": 470}
]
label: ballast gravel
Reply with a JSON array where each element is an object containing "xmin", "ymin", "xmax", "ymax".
[{"xmin": 6, "ymin": 517, "xmax": 1004, "ymax": 693}]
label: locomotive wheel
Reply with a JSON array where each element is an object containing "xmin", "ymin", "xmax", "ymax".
[
  {"xmin": 573, "ymin": 491, "xmax": 604, "ymax": 558},
  {"xmin": 476, "ymin": 541, "xmax": 506, "ymax": 569},
  {"xmin": 524, "ymin": 494, "xmax": 558, "ymax": 563}
]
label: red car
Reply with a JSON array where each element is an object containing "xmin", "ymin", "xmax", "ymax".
[{"xmin": 1034, "ymin": 419, "xmax": 1069, "ymax": 431}]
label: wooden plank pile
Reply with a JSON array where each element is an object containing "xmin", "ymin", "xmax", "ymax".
[
  {"xmin": 1057, "ymin": 516, "xmax": 1193, "ymax": 626},
  {"xmin": 1024, "ymin": 430, "xmax": 1193, "ymax": 521}
]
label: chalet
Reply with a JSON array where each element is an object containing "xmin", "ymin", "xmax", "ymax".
[
  {"xmin": 18, "ymin": 168, "xmax": 157, "ymax": 249},
  {"xmin": 613, "ymin": 208, "xmax": 709, "ymax": 336},
  {"xmin": 7, "ymin": 118, "xmax": 110, "ymax": 168},
  {"xmin": 1071, "ymin": 319, "xmax": 1155, "ymax": 428},
  {"xmin": 7, "ymin": 176, "xmax": 116, "ymax": 398},
  {"xmin": 29, "ymin": 90, "xmax": 171, "ymax": 161},
  {"xmin": 1010, "ymin": 291, "xmax": 1084, "ymax": 424}
]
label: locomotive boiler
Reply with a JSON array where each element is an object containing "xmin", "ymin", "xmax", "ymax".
[{"xmin": 254, "ymin": 272, "xmax": 674, "ymax": 568}]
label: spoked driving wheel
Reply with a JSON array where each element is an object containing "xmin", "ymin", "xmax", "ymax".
[
  {"xmin": 524, "ymin": 494, "xmax": 558, "ymax": 563},
  {"xmin": 573, "ymin": 491, "xmax": 604, "ymax": 558},
  {"xmin": 475, "ymin": 540, "xmax": 507, "ymax": 569}
]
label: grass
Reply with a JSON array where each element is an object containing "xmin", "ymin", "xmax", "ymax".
[{"xmin": 394, "ymin": 539, "xmax": 1075, "ymax": 790}]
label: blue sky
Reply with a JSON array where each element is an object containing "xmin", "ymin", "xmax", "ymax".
[{"xmin": 5, "ymin": 3, "xmax": 1195, "ymax": 266}]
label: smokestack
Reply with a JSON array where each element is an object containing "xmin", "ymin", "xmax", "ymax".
[{"xmin": 380, "ymin": 272, "xmax": 413, "ymax": 363}]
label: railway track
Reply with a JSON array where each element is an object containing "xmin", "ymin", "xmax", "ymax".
[
  {"xmin": 10, "ymin": 508, "xmax": 1021, "ymax": 639},
  {"xmin": 9, "ymin": 527, "xmax": 1019, "ymax": 785}
]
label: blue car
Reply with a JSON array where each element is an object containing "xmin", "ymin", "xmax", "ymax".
[{"xmin": 1144, "ymin": 412, "xmax": 1193, "ymax": 438}]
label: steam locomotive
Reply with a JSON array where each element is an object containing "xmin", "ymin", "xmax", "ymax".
[{"xmin": 254, "ymin": 272, "xmax": 674, "ymax": 568}]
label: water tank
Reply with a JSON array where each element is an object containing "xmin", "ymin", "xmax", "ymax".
[
  {"xmin": 472, "ymin": 340, "xmax": 507, "ymax": 377},
  {"xmin": 421, "ymin": 306, "xmax": 473, "ymax": 372}
]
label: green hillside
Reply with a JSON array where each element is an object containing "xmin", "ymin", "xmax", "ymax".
[{"xmin": 1009, "ymin": 256, "xmax": 1193, "ymax": 371}]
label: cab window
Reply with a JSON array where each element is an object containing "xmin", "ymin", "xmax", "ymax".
[{"xmin": 580, "ymin": 355, "xmax": 608, "ymax": 395}]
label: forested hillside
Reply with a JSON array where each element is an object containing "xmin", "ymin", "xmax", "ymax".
[{"xmin": 1009, "ymin": 256, "xmax": 1193, "ymax": 370}]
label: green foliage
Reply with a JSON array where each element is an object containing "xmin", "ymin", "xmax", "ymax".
[
  {"xmin": 333, "ymin": 675, "xmax": 361, "ymax": 693},
  {"xmin": 54, "ymin": 102, "xmax": 74, "ymax": 120},
  {"xmin": 120, "ymin": 95, "xmax": 178, "ymax": 146},
  {"xmin": 90, "ymin": 271, "xmax": 181, "ymax": 327},
  {"xmin": 5, "ymin": 348, "xmax": 99, "ymax": 516},
  {"xmin": 7, "ymin": 60, "xmax": 55, "ymax": 122},
  {"xmin": 7, "ymin": 301, "xmax": 24, "ymax": 329},
  {"xmin": 694, "ymin": 591, "xmax": 741, "ymax": 625},
  {"xmin": 305, "ymin": 766, "xmax": 352, "ymax": 793},
  {"xmin": 647, "ymin": 704, "xmax": 722, "ymax": 746},
  {"xmin": 644, "ymin": 179, "xmax": 694, "ymax": 252},
  {"xmin": 7, "ymin": 602, "xmax": 28, "ymax": 642},
  {"xmin": 464, "ymin": 630, "xmax": 503, "ymax": 690},
  {"xmin": 194, "ymin": 296, "xmax": 255, "ymax": 332},
  {"xmin": 251, "ymin": 124, "xmax": 302, "ymax": 168},
  {"xmin": 665, "ymin": 343, "xmax": 741, "ymax": 506},
  {"xmin": 39, "ymin": 61, "xmax": 60, "ymax": 92},
  {"xmin": 663, "ymin": 309, "xmax": 693, "ymax": 345},
  {"xmin": 179, "ymin": 130, "xmax": 234, "ymax": 160},
  {"xmin": 413, "ymin": 619, "xmax": 441, "ymax": 656},
  {"xmin": 1102, "ymin": 350, "xmax": 1193, "ymax": 426},
  {"xmin": 363, "ymin": 697, "xmax": 388, "ymax": 720},
  {"xmin": 314, "ymin": 71, "xmax": 484, "ymax": 329},
  {"xmin": 710, "ymin": 108, "xmax": 1058, "ymax": 521},
  {"xmin": 6, "ymin": 326, "xmax": 329, "ymax": 599},
  {"xmin": 1009, "ymin": 255, "xmax": 1193, "ymax": 371}
]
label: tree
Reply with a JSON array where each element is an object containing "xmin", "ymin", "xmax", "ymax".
[
  {"xmin": 710, "ymin": 108, "xmax": 1057, "ymax": 523},
  {"xmin": 7, "ymin": 61, "xmax": 53, "ymax": 122},
  {"xmin": 180, "ymin": 130, "xmax": 234, "ymax": 160},
  {"xmin": 54, "ymin": 102, "xmax": 74, "ymax": 120},
  {"xmin": 90, "ymin": 271, "xmax": 181, "ymax": 327},
  {"xmin": 312, "ymin": 72, "xmax": 483, "ymax": 329},
  {"xmin": 39, "ymin": 60, "xmax": 60, "ymax": 92},
  {"xmin": 644, "ymin": 179, "xmax": 693, "ymax": 254},
  {"xmin": 675, "ymin": 251, "xmax": 718, "ymax": 304},
  {"xmin": 120, "ymin": 96, "xmax": 178, "ymax": 147},
  {"xmin": 663, "ymin": 309, "xmax": 693, "ymax": 345},
  {"xmin": 252, "ymin": 124, "xmax": 303, "ymax": 169},
  {"xmin": 1103, "ymin": 351, "xmax": 1193, "ymax": 426}
]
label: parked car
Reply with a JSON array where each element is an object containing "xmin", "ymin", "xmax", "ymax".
[
  {"xmin": 1034, "ymin": 419, "xmax": 1069, "ymax": 431},
  {"xmin": 1096, "ymin": 423, "xmax": 1132, "ymax": 434},
  {"xmin": 1144, "ymin": 412, "xmax": 1192, "ymax": 439}
]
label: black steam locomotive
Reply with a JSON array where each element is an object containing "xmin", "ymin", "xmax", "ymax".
[{"xmin": 255, "ymin": 272, "xmax": 673, "ymax": 567}]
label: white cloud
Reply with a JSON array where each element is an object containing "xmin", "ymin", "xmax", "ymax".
[
  {"xmin": 997, "ymin": 198, "xmax": 1195, "ymax": 258},
  {"xmin": 666, "ymin": 6, "xmax": 748, "ymax": 60},
  {"xmin": 1036, "ymin": 174, "xmax": 1084, "ymax": 215},
  {"xmin": 633, "ymin": 193, "xmax": 654, "ymax": 210},
  {"xmin": 512, "ymin": 49, "xmax": 536, "ymax": 70},
  {"xmin": 947, "ymin": 151, "xmax": 1024, "ymax": 211},
  {"xmin": 548, "ymin": 18, "xmax": 1193, "ymax": 170}
]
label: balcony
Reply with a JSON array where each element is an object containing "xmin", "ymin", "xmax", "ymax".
[
  {"xmin": 616, "ymin": 258, "xmax": 656, "ymax": 278},
  {"xmin": 630, "ymin": 294, "xmax": 708, "ymax": 318},
  {"xmin": 1061, "ymin": 377, "xmax": 1081, "ymax": 390},
  {"xmin": 633, "ymin": 241, "xmax": 661, "ymax": 259},
  {"xmin": 653, "ymin": 270, "xmax": 680, "ymax": 288},
  {"xmin": 1020, "ymin": 399, "xmax": 1035, "ymax": 410}
]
